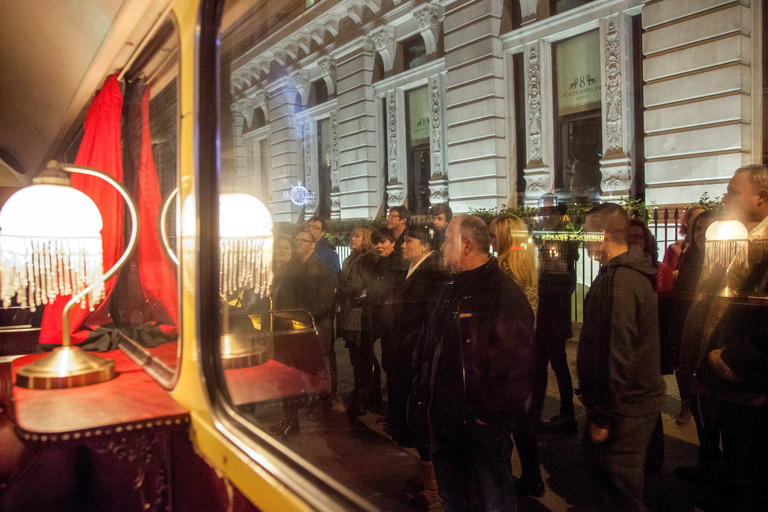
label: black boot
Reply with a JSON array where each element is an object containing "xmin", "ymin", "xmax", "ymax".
[{"xmin": 348, "ymin": 390, "xmax": 367, "ymax": 417}]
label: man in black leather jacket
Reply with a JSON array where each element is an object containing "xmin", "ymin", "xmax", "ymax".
[{"xmin": 411, "ymin": 215, "xmax": 535, "ymax": 512}]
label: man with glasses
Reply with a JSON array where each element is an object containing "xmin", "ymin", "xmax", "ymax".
[
  {"xmin": 387, "ymin": 205, "xmax": 411, "ymax": 257},
  {"xmin": 306, "ymin": 216, "xmax": 340, "ymax": 278}
]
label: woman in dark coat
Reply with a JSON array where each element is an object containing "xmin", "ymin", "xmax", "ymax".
[
  {"xmin": 394, "ymin": 224, "xmax": 449, "ymax": 508},
  {"xmin": 337, "ymin": 225, "xmax": 378, "ymax": 416}
]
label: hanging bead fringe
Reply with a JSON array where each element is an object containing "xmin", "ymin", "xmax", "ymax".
[
  {"xmin": 220, "ymin": 237, "xmax": 273, "ymax": 299},
  {"xmin": 0, "ymin": 235, "xmax": 104, "ymax": 312}
]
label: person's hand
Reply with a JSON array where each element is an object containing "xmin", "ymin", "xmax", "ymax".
[{"xmin": 589, "ymin": 423, "xmax": 609, "ymax": 443}]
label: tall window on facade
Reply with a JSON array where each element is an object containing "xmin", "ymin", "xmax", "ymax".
[
  {"xmin": 406, "ymin": 86, "xmax": 431, "ymax": 215},
  {"xmin": 550, "ymin": 0, "xmax": 596, "ymax": 15},
  {"xmin": 553, "ymin": 30, "xmax": 602, "ymax": 201},
  {"xmin": 307, "ymin": 79, "xmax": 328, "ymax": 108},
  {"xmin": 316, "ymin": 118, "xmax": 332, "ymax": 218}
]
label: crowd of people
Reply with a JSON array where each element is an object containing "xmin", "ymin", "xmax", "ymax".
[{"xmin": 262, "ymin": 164, "xmax": 768, "ymax": 512}]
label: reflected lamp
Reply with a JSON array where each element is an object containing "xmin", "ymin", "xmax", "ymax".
[
  {"xmin": 179, "ymin": 192, "xmax": 273, "ymax": 368},
  {"xmin": 0, "ymin": 161, "xmax": 138, "ymax": 389}
]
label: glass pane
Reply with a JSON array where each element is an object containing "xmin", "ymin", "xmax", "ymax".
[
  {"xmin": 555, "ymin": 31, "xmax": 601, "ymax": 117},
  {"xmin": 114, "ymin": 18, "xmax": 181, "ymax": 384}
]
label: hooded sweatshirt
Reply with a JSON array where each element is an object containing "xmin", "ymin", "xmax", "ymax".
[{"xmin": 577, "ymin": 245, "xmax": 665, "ymax": 428}]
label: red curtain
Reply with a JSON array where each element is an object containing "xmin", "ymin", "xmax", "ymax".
[
  {"xmin": 133, "ymin": 86, "xmax": 178, "ymax": 334},
  {"xmin": 40, "ymin": 75, "xmax": 125, "ymax": 344}
]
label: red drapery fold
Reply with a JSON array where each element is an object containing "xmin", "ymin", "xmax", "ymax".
[
  {"xmin": 40, "ymin": 75, "xmax": 125, "ymax": 344},
  {"xmin": 134, "ymin": 86, "xmax": 178, "ymax": 334}
]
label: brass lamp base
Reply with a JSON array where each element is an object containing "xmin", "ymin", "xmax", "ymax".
[
  {"xmin": 15, "ymin": 346, "xmax": 117, "ymax": 389},
  {"xmin": 221, "ymin": 333, "xmax": 270, "ymax": 370}
]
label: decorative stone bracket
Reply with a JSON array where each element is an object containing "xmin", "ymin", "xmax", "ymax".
[
  {"xmin": 289, "ymin": 70, "xmax": 310, "ymax": 106},
  {"xmin": 371, "ymin": 26, "xmax": 396, "ymax": 73},
  {"xmin": 413, "ymin": 4, "xmax": 439, "ymax": 56},
  {"xmin": 317, "ymin": 56, "xmax": 337, "ymax": 96},
  {"xmin": 428, "ymin": 75, "xmax": 448, "ymax": 204}
]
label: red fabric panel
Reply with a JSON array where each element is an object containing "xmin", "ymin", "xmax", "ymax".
[
  {"xmin": 39, "ymin": 75, "xmax": 124, "ymax": 344},
  {"xmin": 134, "ymin": 86, "xmax": 178, "ymax": 333}
]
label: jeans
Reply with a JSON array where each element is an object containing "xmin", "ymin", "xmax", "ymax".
[{"xmin": 431, "ymin": 422, "xmax": 517, "ymax": 512}]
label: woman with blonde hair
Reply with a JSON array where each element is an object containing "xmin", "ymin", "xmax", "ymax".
[
  {"xmin": 490, "ymin": 215, "xmax": 538, "ymax": 314},
  {"xmin": 489, "ymin": 214, "xmax": 544, "ymax": 497},
  {"xmin": 336, "ymin": 225, "xmax": 378, "ymax": 416}
]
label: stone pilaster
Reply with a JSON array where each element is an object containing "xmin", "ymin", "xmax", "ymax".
[
  {"xmin": 330, "ymin": 110, "xmax": 341, "ymax": 219},
  {"xmin": 428, "ymin": 75, "xmax": 448, "ymax": 204},
  {"xmin": 385, "ymin": 90, "xmax": 405, "ymax": 207},
  {"xmin": 522, "ymin": 40, "xmax": 554, "ymax": 205},
  {"xmin": 599, "ymin": 13, "xmax": 634, "ymax": 201},
  {"xmin": 443, "ymin": 0, "xmax": 508, "ymax": 212},
  {"xmin": 229, "ymin": 104, "xmax": 247, "ymax": 192},
  {"xmin": 268, "ymin": 81, "xmax": 302, "ymax": 222},
  {"xmin": 336, "ymin": 38, "xmax": 380, "ymax": 218}
]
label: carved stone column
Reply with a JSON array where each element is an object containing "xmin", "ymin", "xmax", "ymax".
[
  {"xmin": 523, "ymin": 41, "xmax": 554, "ymax": 205},
  {"xmin": 427, "ymin": 75, "xmax": 448, "ymax": 205},
  {"xmin": 329, "ymin": 111, "xmax": 341, "ymax": 219},
  {"xmin": 301, "ymin": 118, "xmax": 318, "ymax": 215},
  {"xmin": 599, "ymin": 14, "xmax": 635, "ymax": 201},
  {"xmin": 385, "ymin": 90, "xmax": 405, "ymax": 207}
]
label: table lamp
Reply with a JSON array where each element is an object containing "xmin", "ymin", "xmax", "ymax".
[
  {"xmin": 0, "ymin": 160, "xmax": 138, "ymax": 389},
  {"xmin": 178, "ymin": 191, "xmax": 273, "ymax": 368}
]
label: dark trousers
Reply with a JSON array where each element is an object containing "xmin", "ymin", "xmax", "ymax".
[
  {"xmin": 346, "ymin": 330, "xmax": 374, "ymax": 399},
  {"xmin": 431, "ymin": 423, "xmax": 517, "ymax": 512},
  {"xmin": 689, "ymin": 393, "xmax": 723, "ymax": 470},
  {"xmin": 584, "ymin": 410, "xmax": 658, "ymax": 512},
  {"xmin": 511, "ymin": 415, "xmax": 540, "ymax": 481},
  {"xmin": 719, "ymin": 400, "xmax": 768, "ymax": 507},
  {"xmin": 531, "ymin": 294, "xmax": 574, "ymax": 422}
]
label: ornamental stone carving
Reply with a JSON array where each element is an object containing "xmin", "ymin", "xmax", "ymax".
[
  {"xmin": 413, "ymin": 5, "xmax": 439, "ymax": 55},
  {"xmin": 317, "ymin": 56, "xmax": 337, "ymax": 96},
  {"xmin": 428, "ymin": 180, "xmax": 449, "ymax": 204},
  {"xmin": 330, "ymin": 111, "xmax": 340, "ymax": 191},
  {"xmin": 387, "ymin": 91, "xmax": 399, "ymax": 183},
  {"xmin": 527, "ymin": 47, "xmax": 542, "ymax": 166},
  {"xmin": 525, "ymin": 173, "xmax": 551, "ymax": 196},
  {"xmin": 290, "ymin": 70, "xmax": 310, "ymax": 105},
  {"xmin": 371, "ymin": 26, "xmax": 396, "ymax": 72},
  {"xmin": 303, "ymin": 121, "xmax": 316, "ymax": 214},
  {"xmin": 600, "ymin": 165, "xmax": 632, "ymax": 192},
  {"xmin": 604, "ymin": 20, "xmax": 623, "ymax": 156},
  {"xmin": 386, "ymin": 185, "xmax": 405, "ymax": 207},
  {"xmin": 429, "ymin": 76, "xmax": 443, "ymax": 179}
]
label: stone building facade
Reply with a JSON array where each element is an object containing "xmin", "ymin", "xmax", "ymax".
[{"xmin": 221, "ymin": 0, "xmax": 765, "ymax": 222}]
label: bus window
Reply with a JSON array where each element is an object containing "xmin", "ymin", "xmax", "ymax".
[{"xmin": 113, "ymin": 17, "xmax": 182, "ymax": 387}]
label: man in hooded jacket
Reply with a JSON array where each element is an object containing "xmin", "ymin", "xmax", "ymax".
[{"xmin": 577, "ymin": 203, "xmax": 665, "ymax": 512}]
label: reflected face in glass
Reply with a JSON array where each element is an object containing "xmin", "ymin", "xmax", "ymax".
[
  {"xmin": 275, "ymin": 238, "xmax": 293, "ymax": 265},
  {"xmin": 584, "ymin": 216, "xmax": 605, "ymax": 263},
  {"xmin": 350, "ymin": 230, "xmax": 363, "ymax": 251},
  {"xmin": 305, "ymin": 220, "xmax": 323, "ymax": 241},
  {"xmin": 403, "ymin": 236, "xmax": 428, "ymax": 263},
  {"xmin": 442, "ymin": 220, "xmax": 462, "ymax": 272},
  {"xmin": 431, "ymin": 214, "xmax": 447, "ymax": 231},
  {"xmin": 294, "ymin": 233, "xmax": 316, "ymax": 258},
  {"xmin": 387, "ymin": 211, "xmax": 402, "ymax": 230},
  {"xmin": 694, "ymin": 217, "xmax": 715, "ymax": 250},
  {"xmin": 723, "ymin": 171, "xmax": 762, "ymax": 226},
  {"xmin": 375, "ymin": 238, "xmax": 395, "ymax": 257}
]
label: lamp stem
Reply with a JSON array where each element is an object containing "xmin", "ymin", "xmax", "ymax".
[{"xmin": 58, "ymin": 163, "xmax": 140, "ymax": 347}]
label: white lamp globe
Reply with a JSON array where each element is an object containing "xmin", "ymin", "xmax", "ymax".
[
  {"xmin": 0, "ymin": 184, "xmax": 103, "ymax": 238},
  {"xmin": 219, "ymin": 193, "xmax": 272, "ymax": 238},
  {"xmin": 705, "ymin": 220, "xmax": 748, "ymax": 241}
]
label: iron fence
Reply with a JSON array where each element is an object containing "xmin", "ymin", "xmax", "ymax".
[{"xmin": 332, "ymin": 207, "xmax": 685, "ymax": 324}]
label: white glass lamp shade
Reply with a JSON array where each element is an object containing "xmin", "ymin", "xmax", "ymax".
[
  {"xmin": 0, "ymin": 184, "xmax": 105, "ymax": 311},
  {"xmin": 181, "ymin": 192, "xmax": 273, "ymax": 298},
  {"xmin": 705, "ymin": 220, "xmax": 748, "ymax": 241},
  {"xmin": 219, "ymin": 193, "xmax": 273, "ymax": 238}
]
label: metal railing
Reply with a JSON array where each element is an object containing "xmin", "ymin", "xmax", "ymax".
[{"xmin": 331, "ymin": 207, "xmax": 685, "ymax": 324}]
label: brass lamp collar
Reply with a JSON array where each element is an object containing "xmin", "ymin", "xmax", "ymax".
[{"xmin": 32, "ymin": 160, "xmax": 72, "ymax": 187}]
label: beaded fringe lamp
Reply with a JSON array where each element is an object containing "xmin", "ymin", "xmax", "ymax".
[
  {"xmin": 0, "ymin": 161, "xmax": 138, "ymax": 389},
  {"xmin": 178, "ymin": 191, "xmax": 273, "ymax": 368}
]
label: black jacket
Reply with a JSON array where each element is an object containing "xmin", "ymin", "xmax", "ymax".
[
  {"xmin": 394, "ymin": 252, "xmax": 450, "ymax": 358},
  {"xmin": 273, "ymin": 252, "xmax": 335, "ymax": 323},
  {"xmin": 576, "ymin": 245, "xmax": 665, "ymax": 428},
  {"xmin": 336, "ymin": 250, "xmax": 376, "ymax": 334},
  {"xmin": 363, "ymin": 251, "xmax": 407, "ymax": 340},
  {"xmin": 411, "ymin": 257, "xmax": 535, "ymax": 445}
]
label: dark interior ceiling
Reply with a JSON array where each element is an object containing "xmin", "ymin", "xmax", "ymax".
[{"xmin": 0, "ymin": 0, "xmax": 173, "ymax": 178}]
